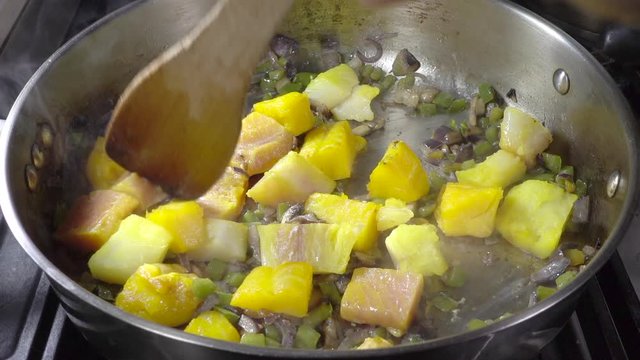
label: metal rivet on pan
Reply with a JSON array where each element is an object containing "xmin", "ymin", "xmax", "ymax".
[
  {"xmin": 39, "ymin": 123, "xmax": 54, "ymax": 148},
  {"xmin": 25, "ymin": 164, "xmax": 38, "ymax": 192},
  {"xmin": 553, "ymin": 69, "xmax": 570, "ymax": 95},
  {"xmin": 31, "ymin": 143, "xmax": 45, "ymax": 168},
  {"xmin": 606, "ymin": 170, "xmax": 620, "ymax": 198}
]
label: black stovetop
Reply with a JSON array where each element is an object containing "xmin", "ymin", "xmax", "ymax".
[{"xmin": 1, "ymin": 1, "xmax": 640, "ymax": 359}]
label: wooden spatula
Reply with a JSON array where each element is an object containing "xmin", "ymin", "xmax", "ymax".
[{"xmin": 105, "ymin": 0, "xmax": 293, "ymax": 199}]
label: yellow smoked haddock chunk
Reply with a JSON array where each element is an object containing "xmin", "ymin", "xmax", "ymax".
[
  {"xmin": 305, "ymin": 193, "xmax": 379, "ymax": 251},
  {"xmin": 340, "ymin": 267, "xmax": 424, "ymax": 332},
  {"xmin": 435, "ymin": 183, "xmax": 503, "ymax": 238},
  {"xmin": 253, "ymin": 92, "xmax": 316, "ymax": 136},
  {"xmin": 197, "ymin": 166, "xmax": 248, "ymax": 220},
  {"xmin": 146, "ymin": 201, "xmax": 206, "ymax": 253},
  {"xmin": 184, "ymin": 311, "xmax": 240, "ymax": 342},
  {"xmin": 85, "ymin": 137, "xmax": 127, "ymax": 189},
  {"xmin": 496, "ymin": 180, "xmax": 577, "ymax": 259},
  {"xmin": 230, "ymin": 262, "xmax": 313, "ymax": 318},
  {"xmin": 247, "ymin": 151, "xmax": 335, "ymax": 207},
  {"xmin": 299, "ymin": 121, "xmax": 367, "ymax": 180},
  {"xmin": 115, "ymin": 263, "xmax": 201, "ymax": 327},
  {"xmin": 368, "ymin": 141, "xmax": 429, "ymax": 202},
  {"xmin": 56, "ymin": 189, "xmax": 139, "ymax": 253},
  {"xmin": 111, "ymin": 172, "xmax": 167, "ymax": 212},
  {"xmin": 234, "ymin": 112, "xmax": 295, "ymax": 176}
]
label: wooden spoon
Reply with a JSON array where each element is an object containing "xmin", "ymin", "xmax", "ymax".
[{"xmin": 105, "ymin": 0, "xmax": 293, "ymax": 199}]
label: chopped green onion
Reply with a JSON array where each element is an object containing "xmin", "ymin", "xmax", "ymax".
[
  {"xmin": 242, "ymin": 210, "xmax": 260, "ymax": 223},
  {"xmin": 293, "ymin": 72, "xmax": 316, "ymax": 87},
  {"xmin": 536, "ymin": 286, "xmax": 556, "ymax": 301},
  {"xmin": 496, "ymin": 312, "xmax": 512, "ymax": 321},
  {"xmin": 467, "ymin": 319, "xmax": 488, "ymax": 331},
  {"xmin": 488, "ymin": 107, "xmax": 504, "ymax": 123},
  {"xmin": 441, "ymin": 266, "xmax": 466, "ymax": 288},
  {"xmin": 265, "ymin": 324, "xmax": 282, "ymax": 342},
  {"xmin": 380, "ymin": 75, "xmax": 397, "ymax": 91},
  {"xmin": 241, "ymin": 333, "xmax": 267, "ymax": 347},
  {"xmin": 214, "ymin": 306, "xmax": 240, "ymax": 324},
  {"xmin": 294, "ymin": 324, "xmax": 321, "ymax": 349},
  {"xmin": 448, "ymin": 98, "xmax": 468, "ymax": 113},
  {"xmin": 563, "ymin": 179, "xmax": 576, "ymax": 193},
  {"xmin": 277, "ymin": 56, "xmax": 288, "ymax": 67},
  {"xmin": 485, "ymin": 125, "xmax": 499, "ymax": 144},
  {"xmin": 478, "ymin": 117, "xmax": 490, "ymax": 128},
  {"xmin": 319, "ymin": 282, "xmax": 342, "ymax": 305},
  {"xmin": 555, "ymin": 271, "xmax": 578, "ymax": 289},
  {"xmin": 303, "ymin": 303, "xmax": 333, "ymax": 328},
  {"xmin": 478, "ymin": 83, "xmax": 495, "ymax": 103},
  {"xmin": 532, "ymin": 173, "xmax": 556, "ymax": 182},
  {"xmin": 260, "ymin": 78, "xmax": 276, "ymax": 92},
  {"xmin": 370, "ymin": 67, "xmax": 385, "ymax": 81},
  {"xmin": 373, "ymin": 327, "xmax": 389, "ymax": 339},
  {"xmin": 432, "ymin": 92, "xmax": 454, "ymax": 109},
  {"xmin": 432, "ymin": 293, "xmax": 458, "ymax": 312},
  {"xmin": 276, "ymin": 203, "xmax": 290, "ymax": 222},
  {"xmin": 215, "ymin": 291, "xmax": 234, "ymax": 307},
  {"xmin": 206, "ymin": 259, "xmax": 228, "ymax": 281},
  {"xmin": 224, "ymin": 272, "xmax": 247, "ymax": 288},
  {"xmin": 443, "ymin": 161, "xmax": 462, "ymax": 175},
  {"xmin": 266, "ymin": 337, "xmax": 281, "ymax": 347},
  {"xmin": 396, "ymin": 74, "xmax": 416, "ymax": 89},
  {"xmin": 559, "ymin": 165, "xmax": 575, "ymax": 178},
  {"xmin": 429, "ymin": 172, "xmax": 447, "ymax": 192},
  {"xmin": 278, "ymin": 82, "xmax": 304, "ymax": 95},
  {"xmin": 566, "ymin": 249, "xmax": 586, "ymax": 266},
  {"xmin": 575, "ymin": 179, "xmax": 588, "ymax": 197},
  {"xmin": 426, "ymin": 149, "xmax": 445, "ymax": 164},
  {"xmin": 361, "ymin": 64, "xmax": 375, "ymax": 79},
  {"xmin": 268, "ymin": 69, "xmax": 285, "ymax": 81},
  {"xmin": 541, "ymin": 153, "xmax": 562, "ymax": 174},
  {"xmin": 255, "ymin": 60, "xmax": 274, "ymax": 73},
  {"xmin": 417, "ymin": 103, "xmax": 438, "ymax": 117},
  {"xmin": 460, "ymin": 159, "xmax": 475, "ymax": 170},
  {"xmin": 262, "ymin": 92, "xmax": 275, "ymax": 101},
  {"xmin": 473, "ymin": 140, "xmax": 494, "ymax": 159},
  {"xmin": 192, "ymin": 278, "xmax": 217, "ymax": 299},
  {"xmin": 417, "ymin": 201, "xmax": 436, "ymax": 218}
]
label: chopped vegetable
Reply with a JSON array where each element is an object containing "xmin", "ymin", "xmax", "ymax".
[
  {"xmin": 488, "ymin": 107, "xmax": 504, "ymax": 123},
  {"xmin": 111, "ymin": 173, "xmax": 166, "ymax": 212},
  {"xmin": 303, "ymin": 303, "xmax": 333, "ymax": 328},
  {"xmin": 340, "ymin": 267, "xmax": 424, "ymax": 332},
  {"xmin": 455, "ymin": 149, "xmax": 526, "ymax": 188},
  {"xmin": 555, "ymin": 270, "xmax": 578, "ymax": 289},
  {"xmin": 253, "ymin": 92, "xmax": 316, "ymax": 135},
  {"xmin": 88, "ymin": 215, "xmax": 171, "ymax": 285},
  {"xmin": 435, "ymin": 183, "xmax": 503, "ymax": 238},
  {"xmin": 186, "ymin": 219, "xmax": 248, "ymax": 262},
  {"xmin": 234, "ymin": 112, "xmax": 296, "ymax": 176},
  {"xmin": 196, "ymin": 166, "xmax": 248, "ymax": 220},
  {"xmin": 304, "ymin": 64, "xmax": 359, "ymax": 108},
  {"xmin": 536, "ymin": 286, "xmax": 556, "ymax": 301},
  {"xmin": 385, "ymin": 224, "xmax": 449, "ymax": 276},
  {"xmin": 115, "ymin": 264, "xmax": 201, "ymax": 327},
  {"xmin": 299, "ymin": 121, "xmax": 367, "ymax": 180},
  {"xmin": 241, "ymin": 333, "xmax": 267, "ymax": 346},
  {"xmin": 185, "ymin": 310, "xmax": 240, "ymax": 342},
  {"xmin": 417, "ymin": 103, "xmax": 437, "ymax": 117},
  {"xmin": 294, "ymin": 324, "xmax": 321, "ymax": 349},
  {"xmin": 441, "ymin": 266, "xmax": 466, "ymax": 288},
  {"xmin": 331, "ymin": 85, "xmax": 380, "ymax": 122},
  {"xmin": 432, "ymin": 92, "xmax": 454, "ymax": 109},
  {"xmin": 368, "ymin": 141, "xmax": 430, "ymax": 202},
  {"xmin": 230, "ymin": 262, "xmax": 313, "ymax": 317},
  {"xmin": 259, "ymin": 223, "xmax": 356, "ymax": 274},
  {"xmin": 318, "ymin": 281, "xmax": 342, "ymax": 305},
  {"xmin": 392, "ymin": 49, "xmax": 421, "ymax": 76},
  {"xmin": 305, "ymin": 193, "xmax": 379, "ymax": 251},
  {"xmin": 206, "ymin": 259, "xmax": 228, "ymax": 281},
  {"xmin": 566, "ymin": 249, "xmax": 586, "ymax": 266},
  {"xmin": 541, "ymin": 153, "xmax": 562, "ymax": 174},
  {"xmin": 56, "ymin": 190, "xmax": 139, "ymax": 253},
  {"xmin": 146, "ymin": 201, "xmax": 206, "ymax": 254},
  {"xmin": 496, "ymin": 180, "xmax": 578, "ymax": 259},
  {"xmin": 224, "ymin": 272, "xmax": 247, "ymax": 288},
  {"xmin": 376, "ymin": 198, "xmax": 414, "ymax": 231},
  {"xmin": 467, "ymin": 319, "xmax": 488, "ymax": 331},
  {"xmin": 85, "ymin": 136, "xmax": 127, "ymax": 189},
  {"xmin": 192, "ymin": 278, "xmax": 217, "ymax": 299},
  {"xmin": 247, "ymin": 151, "xmax": 336, "ymax": 207},
  {"xmin": 499, "ymin": 106, "xmax": 553, "ymax": 167},
  {"xmin": 432, "ymin": 293, "xmax": 458, "ymax": 312},
  {"xmin": 448, "ymin": 98, "xmax": 468, "ymax": 113},
  {"xmin": 357, "ymin": 337, "xmax": 393, "ymax": 349},
  {"xmin": 478, "ymin": 83, "xmax": 495, "ymax": 104}
]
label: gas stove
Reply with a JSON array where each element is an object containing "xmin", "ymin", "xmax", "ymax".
[{"xmin": 1, "ymin": 1, "xmax": 640, "ymax": 359}]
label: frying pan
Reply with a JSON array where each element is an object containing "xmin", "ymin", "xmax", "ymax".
[{"xmin": 0, "ymin": 0, "xmax": 638, "ymax": 359}]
